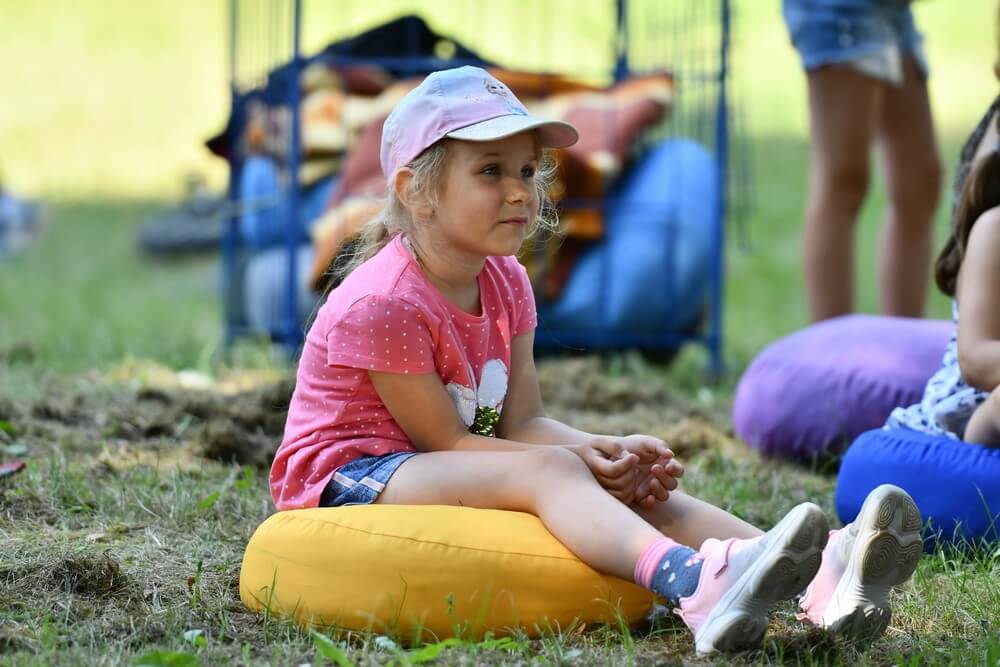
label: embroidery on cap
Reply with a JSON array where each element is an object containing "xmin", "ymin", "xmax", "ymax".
[{"xmin": 484, "ymin": 79, "xmax": 526, "ymax": 116}]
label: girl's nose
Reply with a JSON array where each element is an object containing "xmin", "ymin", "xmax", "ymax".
[{"xmin": 506, "ymin": 178, "xmax": 529, "ymax": 203}]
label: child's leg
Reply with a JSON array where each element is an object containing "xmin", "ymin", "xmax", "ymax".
[
  {"xmin": 963, "ymin": 387, "xmax": 1000, "ymax": 447},
  {"xmin": 675, "ymin": 502, "xmax": 828, "ymax": 654},
  {"xmin": 634, "ymin": 490, "xmax": 762, "ymax": 547},
  {"xmin": 874, "ymin": 56, "xmax": 941, "ymax": 318},
  {"xmin": 378, "ymin": 446, "xmax": 664, "ymax": 580},
  {"xmin": 802, "ymin": 65, "xmax": 884, "ymax": 321},
  {"xmin": 379, "ymin": 447, "xmax": 828, "ymax": 654}
]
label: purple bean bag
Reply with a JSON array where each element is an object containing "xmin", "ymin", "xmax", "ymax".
[{"xmin": 733, "ymin": 315, "xmax": 952, "ymax": 462}]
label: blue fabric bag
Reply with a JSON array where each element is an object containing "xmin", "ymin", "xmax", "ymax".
[{"xmin": 537, "ymin": 138, "xmax": 716, "ymax": 338}]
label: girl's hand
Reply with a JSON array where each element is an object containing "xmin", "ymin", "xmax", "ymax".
[
  {"xmin": 573, "ymin": 439, "xmax": 640, "ymax": 504},
  {"xmin": 617, "ymin": 434, "xmax": 684, "ymax": 510},
  {"xmin": 634, "ymin": 457, "xmax": 684, "ymax": 509}
]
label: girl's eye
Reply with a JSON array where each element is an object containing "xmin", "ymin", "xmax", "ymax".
[
  {"xmin": 521, "ymin": 166, "xmax": 536, "ymax": 178},
  {"xmin": 481, "ymin": 164, "xmax": 499, "ymax": 176}
]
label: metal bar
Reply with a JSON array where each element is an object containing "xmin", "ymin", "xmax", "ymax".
[
  {"xmin": 283, "ymin": 0, "xmax": 304, "ymax": 352},
  {"xmin": 223, "ymin": 0, "xmax": 241, "ymax": 347},
  {"xmin": 708, "ymin": 0, "xmax": 731, "ymax": 374},
  {"xmin": 614, "ymin": 0, "xmax": 627, "ymax": 82}
]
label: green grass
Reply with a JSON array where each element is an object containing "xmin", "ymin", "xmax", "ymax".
[
  {"xmin": 1, "ymin": 0, "xmax": 1000, "ymax": 664},
  {"xmin": 2, "ymin": 396, "xmax": 998, "ymax": 665}
]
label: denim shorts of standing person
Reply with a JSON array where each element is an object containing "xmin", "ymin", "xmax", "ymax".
[{"xmin": 784, "ymin": 0, "xmax": 928, "ymax": 86}]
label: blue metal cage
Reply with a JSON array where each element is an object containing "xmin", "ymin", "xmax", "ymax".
[{"xmin": 221, "ymin": 0, "xmax": 735, "ymax": 372}]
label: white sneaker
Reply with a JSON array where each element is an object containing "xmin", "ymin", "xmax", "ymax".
[
  {"xmin": 677, "ymin": 502, "xmax": 829, "ymax": 655},
  {"xmin": 798, "ymin": 484, "xmax": 923, "ymax": 641}
]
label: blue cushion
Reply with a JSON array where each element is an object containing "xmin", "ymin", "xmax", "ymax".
[
  {"xmin": 537, "ymin": 138, "xmax": 717, "ymax": 336},
  {"xmin": 244, "ymin": 245, "xmax": 318, "ymax": 334},
  {"xmin": 239, "ymin": 156, "xmax": 338, "ymax": 250},
  {"xmin": 836, "ymin": 427, "xmax": 1000, "ymax": 548}
]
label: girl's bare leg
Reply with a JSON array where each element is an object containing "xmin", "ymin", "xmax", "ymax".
[
  {"xmin": 963, "ymin": 387, "xmax": 1000, "ymax": 448},
  {"xmin": 379, "ymin": 447, "xmax": 705, "ymax": 580},
  {"xmin": 802, "ymin": 65, "xmax": 884, "ymax": 321},
  {"xmin": 380, "ymin": 447, "xmax": 831, "ymax": 655},
  {"xmin": 875, "ymin": 57, "xmax": 941, "ymax": 318},
  {"xmin": 633, "ymin": 490, "xmax": 762, "ymax": 547}
]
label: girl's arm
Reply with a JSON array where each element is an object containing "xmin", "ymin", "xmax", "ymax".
[
  {"xmin": 497, "ymin": 331, "xmax": 681, "ymax": 507},
  {"xmin": 495, "ymin": 331, "xmax": 598, "ymax": 444},
  {"xmin": 369, "ymin": 367, "xmax": 548, "ymax": 453},
  {"xmin": 367, "ymin": 368, "xmax": 636, "ymax": 489},
  {"xmin": 957, "ymin": 209, "xmax": 1000, "ymax": 392}
]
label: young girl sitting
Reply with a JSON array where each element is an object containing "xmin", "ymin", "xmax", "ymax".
[
  {"xmin": 887, "ymin": 109, "xmax": 1000, "ymax": 447},
  {"xmin": 270, "ymin": 66, "xmax": 923, "ymax": 654}
]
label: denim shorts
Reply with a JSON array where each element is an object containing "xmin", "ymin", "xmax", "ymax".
[
  {"xmin": 783, "ymin": 0, "xmax": 927, "ymax": 85},
  {"xmin": 318, "ymin": 451, "xmax": 416, "ymax": 507}
]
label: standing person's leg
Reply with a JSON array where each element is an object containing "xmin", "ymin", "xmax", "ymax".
[
  {"xmin": 875, "ymin": 56, "xmax": 942, "ymax": 318},
  {"xmin": 802, "ymin": 66, "xmax": 884, "ymax": 321}
]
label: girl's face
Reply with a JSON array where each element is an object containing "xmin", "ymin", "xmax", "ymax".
[{"xmin": 425, "ymin": 132, "xmax": 539, "ymax": 261}]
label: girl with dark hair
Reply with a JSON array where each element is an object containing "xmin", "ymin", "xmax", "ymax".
[{"xmin": 887, "ymin": 109, "xmax": 1000, "ymax": 447}]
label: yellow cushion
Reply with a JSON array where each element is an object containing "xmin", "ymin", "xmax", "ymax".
[{"xmin": 240, "ymin": 505, "xmax": 654, "ymax": 642}]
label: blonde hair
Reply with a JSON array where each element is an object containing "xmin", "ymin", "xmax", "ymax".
[{"xmin": 329, "ymin": 136, "xmax": 560, "ymax": 285}]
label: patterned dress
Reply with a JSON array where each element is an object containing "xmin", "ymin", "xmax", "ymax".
[
  {"xmin": 885, "ymin": 302, "xmax": 988, "ymax": 438},
  {"xmin": 883, "ymin": 96, "xmax": 999, "ymax": 439}
]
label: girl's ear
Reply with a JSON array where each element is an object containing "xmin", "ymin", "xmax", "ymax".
[{"xmin": 393, "ymin": 168, "xmax": 434, "ymax": 222}]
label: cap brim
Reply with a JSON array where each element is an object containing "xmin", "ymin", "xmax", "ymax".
[{"xmin": 446, "ymin": 114, "xmax": 579, "ymax": 149}]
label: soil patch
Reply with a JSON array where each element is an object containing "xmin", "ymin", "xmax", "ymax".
[{"xmin": 0, "ymin": 357, "xmax": 738, "ymax": 479}]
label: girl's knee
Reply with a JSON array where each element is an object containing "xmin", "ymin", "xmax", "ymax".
[
  {"xmin": 523, "ymin": 446, "xmax": 590, "ymax": 480},
  {"xmin": 985, "ymin": 387, "xmax": 1000, "ymax": 417},
  {"xmin": 505, "ymin": 447, "xmax": 593, "ymax": 512},
  {"xmin": 817, "ymin": 159, "xmax": 870, "ymax": 210}
]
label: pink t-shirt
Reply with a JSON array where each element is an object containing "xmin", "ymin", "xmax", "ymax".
[{"xmin": 270, "ymin": 235, "xmax": 537, "ymax": 509}]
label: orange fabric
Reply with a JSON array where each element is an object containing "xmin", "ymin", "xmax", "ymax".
[{"xmin": 484, "ymin": 68, "xmax": 603, "ymax": 97}]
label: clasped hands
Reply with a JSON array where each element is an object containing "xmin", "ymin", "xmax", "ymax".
[{"xmin": 574, "ymin": 434, "xmax": 683, "ymax": 509}]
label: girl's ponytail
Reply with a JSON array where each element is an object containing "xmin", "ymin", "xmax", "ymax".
[
  {"xmin": 935, "ymin": 123, "xmax": 1000, "ymax": 297},
  {"xmin": 323, "ymin": 141, "xmax": 450, "ymax": 292}
]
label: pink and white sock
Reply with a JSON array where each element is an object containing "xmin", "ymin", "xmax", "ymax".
[{"xmin": 634, "ymin": 537, "xmax": 705, "ymax": 607}]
